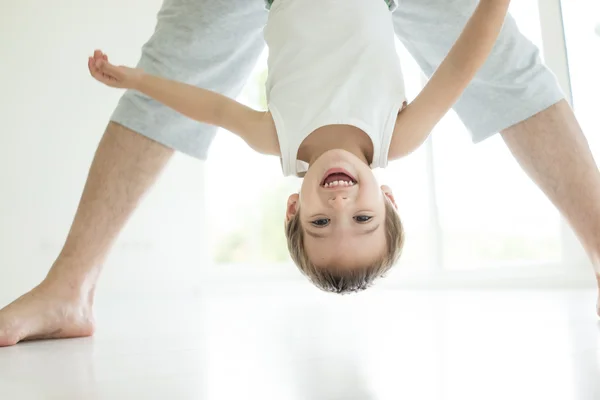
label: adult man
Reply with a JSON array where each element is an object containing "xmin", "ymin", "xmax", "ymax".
[{"xmin": 0, "ymin": 0, "xmax": 598, "ymax": 347}]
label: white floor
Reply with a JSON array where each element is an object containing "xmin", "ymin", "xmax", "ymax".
[{"xmin": 0, "ymin": 288, "xmax": 598, "ymax": 400}]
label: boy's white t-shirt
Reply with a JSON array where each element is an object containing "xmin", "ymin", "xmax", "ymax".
[{"xmin": 264, "ymin": 0, "xmax": 406, "ymax": 177}]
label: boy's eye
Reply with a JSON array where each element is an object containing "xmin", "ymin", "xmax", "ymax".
[
  {"xmin": 354, "ymin": 215, "xmax": 372, "ymax": 223},
  {"xmin": 311, "ymin": 218, "xmax": 330, "ymax": 227}
]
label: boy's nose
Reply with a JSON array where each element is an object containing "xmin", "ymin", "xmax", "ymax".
[{"xmin": 328, "ymin": 196, "xmax": 348, "ymax": 208}]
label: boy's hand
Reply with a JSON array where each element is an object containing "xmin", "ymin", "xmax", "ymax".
[{"xmin": 88, "ymin": 50, "xmax": 142, "ymax": 89}]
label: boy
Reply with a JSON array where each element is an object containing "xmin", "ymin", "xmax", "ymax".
[{"xmin": 89, "ymin": 0, "xmax": 511, "ymax": 293}]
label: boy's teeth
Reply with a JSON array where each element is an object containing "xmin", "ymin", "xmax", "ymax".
[{"xmin": 323, "ymin": 180, "xmax": 355, "ymax": 188}]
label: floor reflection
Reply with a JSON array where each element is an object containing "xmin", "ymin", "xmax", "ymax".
[{"xmin": 1, "ymin": 289, "xmax": 598, "ymax": 400}]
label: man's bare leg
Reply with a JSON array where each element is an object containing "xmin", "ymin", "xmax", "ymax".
[
  {"xmin": 0, "ymin": 122, "xmax": 173, "ymax": 346},
  {"xmin": 501, "ymin": 100, "xmax": 600, "ymax": 316}
]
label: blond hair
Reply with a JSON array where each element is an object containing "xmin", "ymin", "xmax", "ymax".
[{"xmin": 285, "ymin": 198, "xmax": 404, "ymax": 293}]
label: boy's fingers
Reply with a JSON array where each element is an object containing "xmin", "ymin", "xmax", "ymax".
[
  {"xmin": 88, "ymin": 58, "xmax": 100, "ymax": 78},
  {"xmin": 93, "ymin": 50, "xmax": 105, "ymax": 65},
  {"xmin": 90, "ymin": 65, "xmax": 106, "ymax": 82},
  {"xmin": 88, "ymin": 51, "xmax": 121, "ymax": 87},
  {"xmin": 95, "ymin": 59, "xmax": 110, "ymax": 75}
]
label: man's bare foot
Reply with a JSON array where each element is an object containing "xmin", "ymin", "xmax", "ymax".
[{"xmin": 0, "ymin": 280, "xmax": 95, "ymax": 347}]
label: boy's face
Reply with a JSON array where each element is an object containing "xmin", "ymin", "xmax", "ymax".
[{"xmin": 286, "ymin": 149, "xmax": 397, "ymax": 268}]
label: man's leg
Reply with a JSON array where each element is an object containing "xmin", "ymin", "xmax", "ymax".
[
  {"xmin": 0, "ymin": 0, "xmax": 268, "ymax": 347},
  {"xmin": 0, "ymin": 124, "xmax": 173, "ymax": 347},
  {"xmin": 501, "ymin": 101, "xmax": 600, "ymax": 315}
]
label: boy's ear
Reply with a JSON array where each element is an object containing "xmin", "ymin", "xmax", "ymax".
[
  {"xmin": 286, "ymin": 194, "xmax": 300, "ymax": 222},
  {"xmin": 381, "ymin": 185, "xmax": 398, "ymax": 210}
]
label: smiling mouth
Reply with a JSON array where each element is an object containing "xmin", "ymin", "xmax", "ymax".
[{"xmin": 320, "ymin": 169, "xmax": 357, "ymax": 188}]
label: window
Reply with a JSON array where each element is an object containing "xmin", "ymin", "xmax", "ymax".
[
  {"xmin": 205, "ymin": 50, "xmax": 297, "ymax": 266},
  {"xmin": 429, "ymin": 1, "xmax": 561, "ymax": 270}
]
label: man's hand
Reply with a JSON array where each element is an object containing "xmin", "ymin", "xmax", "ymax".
[{"xmin": 88, "ymin": 50, "xmax": 143, "ymax": 90}]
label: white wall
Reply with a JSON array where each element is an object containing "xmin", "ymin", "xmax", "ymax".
[{"xmin": 0, "ymin": 0, "xmax": 209, "ymax": 299}]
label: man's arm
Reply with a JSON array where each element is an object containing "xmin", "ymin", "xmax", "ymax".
[
  {"xmin": 388, "ymin": 0, "xmax": 511, "ymax": 160},
  {"xmin": 89, "ymin": 50, "xmax": 280, "ymax": 156}
]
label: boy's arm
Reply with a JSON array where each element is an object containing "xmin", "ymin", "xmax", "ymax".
[
  {"xmin": 88, "ymin": 50, "xmax": 280, "ymax": 156},
  {"xmin": 134, "ymin": 73, "xmax": 280, "ymax": 155},
  {"xmin": 388, "ymin": 0, "xmax": 511, "ymax": 160}
]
